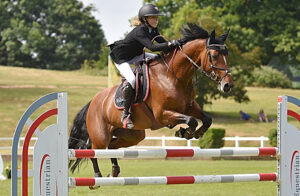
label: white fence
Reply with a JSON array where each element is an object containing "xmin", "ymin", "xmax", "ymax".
[
  {"xmin": 130, "ymin": 136, "xmax": 269, "ymax": 149},
  {"xmin": 0, "ymin": 137, "xmax": 38, "ymax": 150},
  {"xmin": 0, "ymin": 136, "xmax": 269, "ymax": 150}
]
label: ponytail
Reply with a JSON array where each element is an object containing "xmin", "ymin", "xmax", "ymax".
[{"xmin": 130, "ymin": 16, "xmax": 142, "ymax": 27}]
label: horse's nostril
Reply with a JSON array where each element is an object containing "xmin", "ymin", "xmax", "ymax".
[{"xmin": 223, "ymin": 83, "xmax": 231, "ymax": 92}]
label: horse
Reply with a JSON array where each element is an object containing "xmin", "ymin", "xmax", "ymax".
[{"xmin": 68, "ymin": 23, "xmax": 234, "ymax": 188}]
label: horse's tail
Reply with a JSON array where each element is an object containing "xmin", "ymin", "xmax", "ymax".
[{"xmin": 68, "ymin": 101, "xmax": 91, "ymax": 173}]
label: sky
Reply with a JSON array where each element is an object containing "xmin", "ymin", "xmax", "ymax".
[{"xmin": 80, "ymin": 0, "xmax": 143, "ymax": 44}]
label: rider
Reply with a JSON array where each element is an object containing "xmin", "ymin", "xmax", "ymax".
[{"xmin": 109, "ymin": 4, "xmax": 180, "ymax": 129}]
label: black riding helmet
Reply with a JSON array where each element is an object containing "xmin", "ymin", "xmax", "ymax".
[{"xmin": 138, "ymin": 4, "xmax": 163, "ymax": 21}]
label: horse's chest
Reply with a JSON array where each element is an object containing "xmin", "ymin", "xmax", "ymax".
[
  {"xmin": 161, "ymin": 91, "xmax": 191, "ymax": 112},
  {"xmin": 153, "ymin": 76, "xmax": 193, "ymax": 110}
]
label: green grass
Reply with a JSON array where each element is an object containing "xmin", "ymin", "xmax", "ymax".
[
  {"xmin": 0, "ymin": 65, "xmax": 299, "ymax": 148},
  {"xmin": 0, "ymin": 66, "xmax": 108, "ymax": 138},
  {"xmin": 205, "ymin": 87, "xmax": 300, "ymax": 137},
  {"xmin": 1, "ymin": 159, "xmax": 277, "ymax": 196}
]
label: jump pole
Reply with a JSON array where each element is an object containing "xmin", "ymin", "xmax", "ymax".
[
  {"xmin": 68, "ymin": 148, "xmax": 278, "ymax": 159},
  {"xmin": 11, "ymin": 93, "xmax": 300, "ymax": 196}
]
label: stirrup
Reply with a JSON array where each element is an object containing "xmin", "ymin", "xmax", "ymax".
[{"xmin": 122, "ymin": 114, "xmax": 134, "ymax": 129}]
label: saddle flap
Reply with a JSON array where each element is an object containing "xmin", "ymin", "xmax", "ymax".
[{"xmin": 114, "ymin": 63, "xmax": 150, "ymax": 109}]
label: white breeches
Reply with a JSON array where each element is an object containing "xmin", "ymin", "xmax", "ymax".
[{"xmin": 115, "ymin": 53, "xmax": 157, "ymax": 89}]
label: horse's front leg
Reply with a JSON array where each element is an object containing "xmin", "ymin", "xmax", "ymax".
[
  {"xmin": 186, "ymin": 101, "xmax": 212, "ymax": 139},
  {"xmin": 156, "ymin": 110, "xmax": 198, "ymax": 139}
]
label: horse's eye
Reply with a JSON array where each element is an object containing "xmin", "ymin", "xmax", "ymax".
[{"xmin": 212, "ymin": 54, "xmax": 218, "ymax": 60}]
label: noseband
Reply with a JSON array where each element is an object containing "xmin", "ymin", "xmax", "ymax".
[{"xmin": 178, "ymin": 38, "xmax": 231, "ymax": 84}]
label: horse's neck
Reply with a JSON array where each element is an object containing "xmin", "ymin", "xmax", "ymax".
[
  {"xmin": 149, "ymin": 41, "xmax": 203, "ymax": 85},
  {"xmin": 170, "ymin": 45, "xmax": 201, "ymax": 84}
]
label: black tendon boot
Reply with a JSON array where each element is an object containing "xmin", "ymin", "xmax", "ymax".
[{"xmin": 121, "ymin": 83, "xmax": 135, "ymax": 129}]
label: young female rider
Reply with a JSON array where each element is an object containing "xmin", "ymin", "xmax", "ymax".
[{"xmin": 109, "ymin": 4, "xmax": 180, "ymax": 129}]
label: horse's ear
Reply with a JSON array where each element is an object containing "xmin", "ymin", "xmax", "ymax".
[
  {"xmin": 219, "ymin": 29, "xmax": 230, "ymax": 42},
  {"xmin": 210, "ymin": 30, "xmax": 216, "ymax": 40}
]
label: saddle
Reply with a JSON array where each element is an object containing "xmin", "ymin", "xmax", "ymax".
[
  {"xmin": 114, "ymin": 62, "xmax": 150, "ymax": 109},
  {"xmin": 114, "ymin": 57, "xmax": 163, "ymax": 130}
]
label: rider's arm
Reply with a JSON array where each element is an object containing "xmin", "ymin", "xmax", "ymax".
[
  {"xmin": 135, "ymin": 30, "xmax": 169, "ymax": 52},
  {"xmin": 155, "ymin": 35, "xmax": 167, "ymax": 43},
  {"xmin": 152, "ymin": 27, "xmax": 167, "ymax": 43}
]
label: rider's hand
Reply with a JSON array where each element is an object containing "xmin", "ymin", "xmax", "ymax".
[{"xmin": 168, "ymin": 39, "xmax": 181, "ymax": 47}]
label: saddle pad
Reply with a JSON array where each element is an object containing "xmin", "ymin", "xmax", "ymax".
[{"xmin": 114, "ymin": 64, "xmax": 150, "ymax": 109}]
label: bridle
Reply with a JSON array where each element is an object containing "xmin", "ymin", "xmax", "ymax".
[
  {"xmin": 177, "ymin": 38, "xmax": 231, "ymax": 84},
  {"xmin": 145, "ymin": 35, "xmax": 231, "ymax": 84}
]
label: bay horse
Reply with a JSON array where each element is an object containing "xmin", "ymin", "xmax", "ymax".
[{"xmin": 69, "ymin": 23, "xmax": 233, "ymax": 188}]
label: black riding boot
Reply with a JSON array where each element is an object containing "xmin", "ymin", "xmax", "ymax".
[{"xmin": 121, "ymin": 83, "xmax": 134, "ymax": 129}]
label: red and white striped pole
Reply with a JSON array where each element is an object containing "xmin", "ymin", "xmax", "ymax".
[
  {"xmin": 69, "ymin": 173, "xmax": 277, "ymax": 187},
  {"xmin": 68, "ymin": 148, "xmax": 278, "ymax": 159}
]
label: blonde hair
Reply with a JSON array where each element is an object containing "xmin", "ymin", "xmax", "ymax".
[{"xmin": 130, "ymin": 16, "xmax": 142, "ymax": 27}]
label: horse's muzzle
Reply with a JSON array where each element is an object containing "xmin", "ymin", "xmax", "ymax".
[{"xmin": 222, "ymin": 82, "xmax": 233, "ymax": 92}]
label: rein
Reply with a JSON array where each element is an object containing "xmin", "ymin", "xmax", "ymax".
[
  {"xmin": 144, "ymin": 35, "xmax": 181, "ymax": 80},
  {"xmin": 161, "ymin": 52, "xmax": 180, "ymax": 80}
]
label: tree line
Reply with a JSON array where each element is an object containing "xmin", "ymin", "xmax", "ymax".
[{"xmin": 0, "ymin": 0, "xmax": 106, "ymax": 70}]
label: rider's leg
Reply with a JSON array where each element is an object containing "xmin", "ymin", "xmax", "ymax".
[
  {"xmin": 128, "ymin": 53, "xmax": 158, "ymax": 66},
  {"xmin": 115, "ymin": 62, "xmax": 136, "ymax": 88},
  {"xmin": 121, "ymin": 82, "xmax": 134, "ymax": 128},
  {"xmin": 145, "ymin": 53, "xmax": 158, "ymax": 58},
  {"xmin": 115, "ymin": 62, "xmax": 135, "ymax": 129}
]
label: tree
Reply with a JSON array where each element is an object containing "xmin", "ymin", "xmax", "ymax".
[
  {"xmin": 194, "ymin": 0, "xmax": 300, "ymax": 65},
  {"xmin": 0, "ymin": 1, "xmax": 13, "ymax": 65},
  {"xmin": 0, "ymin": 0, "xmax": 106, "ymax": 70},
  {"xmin": 144, "ymin": 0, "xmax": 187, "ymax": 33}
]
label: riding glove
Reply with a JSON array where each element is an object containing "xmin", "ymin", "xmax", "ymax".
[{"xmin": 168, "ymin": 39, "xmax": 181, "ymax": 47}]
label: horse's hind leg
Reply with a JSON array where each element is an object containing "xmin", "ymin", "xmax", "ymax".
[
  {"xmin": 107, "ymin": 138, "xmax": 121, "ymax": 177},
  {"xmin": 88, "ymin": 139, "xmax": 110, "ymax": 189},
  {"xmin": 88, "ymin": 158, "xmax": 102, "ymax": 190},
  {"xmin": 89, "ymin": 141, "xmax": 107, "ymax": 189},
  {"xmin": 86, "ymin": 114, "xmax": 111, "ymax": 188},
  {"xmin": 91, "ymin": 158, "xmax": 102, "ymax": 178},
  {"xmin": 109, "ymin": 157, "xmax": 120, "ymax": 177},
  {"xmin": 86, "ymin": 156, "xmax": 102, "ymax": 190},
  {"xmin": 107, "ymin": 128, "xmax": 145, "ymax": 177}
]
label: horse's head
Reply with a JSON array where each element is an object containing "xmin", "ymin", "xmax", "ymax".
[
  {"xmin": 178, "ymin": 24, "xmax": 234, "ymax": 92},
  {"xmin": 204, "ymin": 30, "xmax": 234, "ymax": 92}
]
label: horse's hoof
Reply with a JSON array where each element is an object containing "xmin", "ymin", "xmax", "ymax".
[
  {"xmin": 107, "ymin": 172, "xmax": 121, "ymax": 177},
  {"xmin": 194, "ymin": 127, "xmax": 206, "ymax": 139},
  {"xmin": 89, "ymin": 186, "xmax": 100, "ymax": 190},
  {"xmin": 175, "ymin": 127, "xmax": 186, "ymax": 138},
  {"xmin": 184, "ymin": 127, "xmax": 194, "ymax": 140},
  {"xmin": 111, "ymin": 165, "xmax": 120, "ymax": 177}
]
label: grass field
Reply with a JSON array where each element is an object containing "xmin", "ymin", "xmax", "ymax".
[
  {"xmin": 1, "ymin": 159, "xmax": 277, "ymax": 196},
  {"xmin": 0, "ymin": 65, "xmax": 299, "ymax": 145},
  {"xmin": 0, "ymin": 65, "xmax": 299, "ymax": 195}
]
